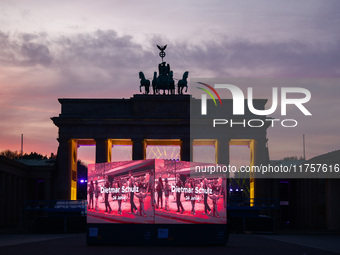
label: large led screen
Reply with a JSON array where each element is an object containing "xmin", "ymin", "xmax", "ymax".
[{"xmin": 87, "ymin": 159, "xmax": 227, "ymax": 224}]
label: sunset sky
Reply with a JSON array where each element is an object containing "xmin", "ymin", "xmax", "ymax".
[{"xmin": 0, "ymin": 0, "xmax": 339, "ymax": 163}]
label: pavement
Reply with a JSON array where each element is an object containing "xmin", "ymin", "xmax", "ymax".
[{"xmin": 0, "ymin": 233, "xmax": 339, "ymax": 255}]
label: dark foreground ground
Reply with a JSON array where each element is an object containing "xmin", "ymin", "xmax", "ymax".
[{"xmin": 0, "ymin": 233, "xmax": 339, "ymax": 255}]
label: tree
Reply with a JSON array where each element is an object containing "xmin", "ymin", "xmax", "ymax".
[
  {"xmin": 0, "ymin": 150, "xmax": 20, "ymax": 159},
  {"xmin": 22, "ymin": 152, "xmax": 47, "ymax": 159},
  {"xmin": 0, "ymin": 149, "xmax": 56, "ymax": 160}
]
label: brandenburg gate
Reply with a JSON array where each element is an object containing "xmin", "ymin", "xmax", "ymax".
[
  {"xmin": 51, "ymin": 95, "xmax": 270, "ymax": 200},
  {"xmin": 51, "ymin": 45, "xmax": 271, "ymax": 201}
]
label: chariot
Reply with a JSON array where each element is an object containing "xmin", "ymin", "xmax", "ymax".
[{"xmin": 139, "ymin": 45, "xmax": 188, "ymax": 95}]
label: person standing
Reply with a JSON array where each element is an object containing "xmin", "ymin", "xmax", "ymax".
[
  {"xmin": 104, "ymin": 176, "xmax": 112, "ymax": 214},
  {"xmin": 203, "ymin": 178, "xmax": 211, "ymax": 215},
  {"xmin": 129, "ymin": 175, "xmax": 138, "ymax": 214},
  {"xmin": 189, "ymin": 180, "xmax": 196, "ymax": 215},
  {"xmin": 114, "ymin": 178, "xmax": 122, "ymax": 215},
  {"xmin": 135, "ymin": 191, "xmax": 147, "ymax": 217},
  {"xmin": 94, "ymin": 180, "xmax": 100, "ymax": 211},
  {"xmin": 124, "ymin": 178, "xmax": 130, "ymax": 202},
  {"xmin": 175, "ymin": 174, "xmax": 184, "ymax": 214},
  {"xmin": 139, "ymin": 176, "xmax": 147, "ymax": 192},
  {"xmin": 156, "ymin": 176, "xmax": 164, "ymax": 209},
  {"xmin": 164, "ymin": 178, "xmax": 171, "ymax": 211},
  {"xmin": 209, "ymin": 189, "xmax": 220, "ymax": 218},
  {"xmin": 88, "ymin": 180, "xmax": 94, "ymax": 210},
  {"xmin": 148, "ymin": 170, "xmax": 156, "ymax": 208}
]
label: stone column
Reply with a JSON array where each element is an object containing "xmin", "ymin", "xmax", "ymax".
[
  {"xmin": 180, "ymin": 138, "xmax": 192, "ymax": 162},
  {"xmin": 132, "ymin": 138, "xmax": 145, "ymax": 160},
  {"xmin": 217, "ymin": 137, "xmax": 230, "ymax": 165},
  {"xmin": 253, "ymin": 138, "xmax": 269, "ymax": 166},
  {"xmin": 70, "ymin": 139, "xmax": 78, "ymax": 200},
  {"xmin": 217, "ymin": 138, "xmax": 230, "ymax": 202},
  {"xmin": 56, "ymin": 138, "xmax": 77, "ymax": 199},
  {"xmin": 95, "ymin": 139, "xmax": 112, "ymax": 163}
]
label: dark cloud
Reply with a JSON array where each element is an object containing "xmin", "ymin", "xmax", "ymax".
[
  {"xmin": 0, "ymin": 31, "xmax": 52, "ymax": 66},
  {"xmin": 168, "ymin": 39, "xmax": 340, "ymax": 78},
  {"xmin": 1, "ymin": 29, "xmax": 339, "ymax": 79},
  {"xmin": 1, "ymin": 28, "xmax": 340, "ymax": 113},
  {"xmin": 0, "ymin": 31, "xmax": 17, "ymax": 63},
  {"xmin": 0, "ymin": 28, "xmax": 339, "ymax": 159},
  {"xmin": 55, "ymin": 30, "xmax": 155, "ymax": 72},
  {"xmin": 22, "ymin": 33, "xmax": 38, "ymax": 42},
  {"xmin": 21, "ymin": 42, "xmax": 52, "ymax": 66}
]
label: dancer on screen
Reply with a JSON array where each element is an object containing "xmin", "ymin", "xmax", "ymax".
[
  {"xmin": 203, "ymin": 178, "xmax": 212, "ymax": 215},
  {"xmin": 175, "ymin": 174, "xmax": 184, "ymax": 214},
  {"xmin": 104, "ymin": 175, "xmax": 112, "ymax": 214},
  {"xmin": 129, "ymin": 174, "xmax": 138, "ymax": 214},
  {"xmin": 209, "ymin": 188, "xmax": 220, "ymax": 218},
  {"xmin": 148, "ymin": 170, "xmax": 156, "ymax": 208},
  {"xmin": 114, "ymin": 177, "xmax": 122, "ymax": 214},
  {"xmin": 188, "ymin": 179, "xmax": 196, "ymax": 215},
  {"xmin": 94, "ymin": 180, "xmax": 100, "ymax": 211},
  {"xmin": 135, "ymin": 191, "xmax": 147, "ymax": 217},
  {"xmin": 164, "ymin": 178, "xmax": 171, "ymax": 211},
  {"xmin": 156, "ymin": 176, "xmax": 164, "ymax": 209},
  {"xmin": 88, "ymin": 180, "xmax": 94, "ymax": 210}
]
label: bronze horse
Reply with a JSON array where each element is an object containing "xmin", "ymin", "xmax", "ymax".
[
  {"xmin": 177, "ymin": 71, "xmax": 189, "ymax": 95},
  {"xmin": 152, "ymin": 72, "xmax": 158, "ymax": 95},
  {"xmin": 139, "ymin": 71, "xmax": 151, "ymax": 94}
]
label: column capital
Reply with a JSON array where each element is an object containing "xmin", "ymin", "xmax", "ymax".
[
  {"xmin": 57, "ymin": 138, "xmax": 72, "ymax": 144},
  {"xmin": 94, "ymin": 138, "xmax": 110, "ymax": 142},
  {"xmin": 217, "ymin": 137, "xmax": 232, "ymax": 143}
]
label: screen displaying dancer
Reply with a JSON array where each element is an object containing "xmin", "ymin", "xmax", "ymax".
[{"xmin": 87, "ymin": 159, "xmax": 227, "ymax": 224}]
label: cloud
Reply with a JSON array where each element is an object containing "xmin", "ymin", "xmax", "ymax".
[
  {"xmin": 0, "ymin": 28, "xmax": 339, "ymax": 158},
  {"xmin": 21, "ymin": 41, "xmax": 52, "ymax": 66},
  {"xmin": 1, "ymin": 29, "xmax": 339, "ymax": 83},
  {"xmin": 173, "ymin": 39, "xmax": 340, "ymax": 78},
  {"xmin": 0, "ymin": 31, "xmax": 52, "ymax": 66}
]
